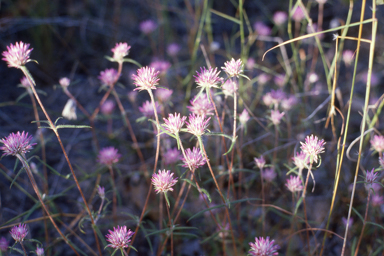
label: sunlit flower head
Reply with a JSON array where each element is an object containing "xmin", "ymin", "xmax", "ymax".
[
  {"xmin": 155, "ymin": 88, "xmax": 173, "ymax": 102},
  {"xmin": 292, "ymin": 151, "xmax": 309, "ymax": 171},
  {"xmin": 300, "ymin": 135, "xmax": 326, "ymax": 164},
  {"xmin": 182, "ymin": 147, "xmax": 206, "ymax": 170},
  {"xmin": 151, "ymin": 169, "xmax": 178, "ymax": 193},
  {"xmin": 194, "ymin": 66, "xmax": 221, "ymax": 89},
  {"xmin": 167, "ymin": 43, "xmax": 181, "ymax": 56},
  {"xmin": 270, "ymin": 110, "xmax": 284, "ymax": 125},
  {"xmin": 370, "ymin": 135, "xmax": 384, "ymax": 153},
  {"xmin": 273, "ymin": 11, "xmax": 288, "ymax": 26},
  {"xmin": 132, "ymin": 66, "xmax": 160, "ymax": 91},
  {"xmin": 111, "ymin": 42, "xmax": 131, "ymax": 62},
  {"xmin": 187, "ymin": 94, "xmax": 214, "ymax": 116},
  {"xmin": 163, "ymin": 148, "xmax": 181, "ymax": 165},
  {"xmin": 186, "ymin": 114, "xmax": 211, "ymax": 137},
  {"xmin": 139, "ymin": 100, "xmax": 160, "ymax": 118},
  {"xmin": 262, "ymin": 168, "xmax": 276, "ymax": 183},
  {"xmin": 221, "ymin": 80, "xmax": 238, "ymax": 97},
  {"xmin": 239, "ymin": 109, "xmax": 250, "ymax": 127},
  {"xmin": 222, "ymin": 58, "xmax": 243, "ymax": 78},
  {"xmin": 101, "ymin": 100, "xmax": 116, "ymax": 115},
  {"xmin": 140, "ymin": 20, "xmax": 157, "ymax": 34},
  {"xmin": 105, "ymin": 225, "xmax": 134, "ymax": 249},
  {"xmin": 285, "ymin": 175, "xmax": 303, "ymax": 193},
  {"xmin": 59, "ymin": 77, "xmax": 70, "ymax": 88},
  {"xmin": 99, "ymin": 68, "xmax": 118, "ymax": 87},
  {"xmin": 2, "ymin": 42, "xmax": 33, "ymax": 69},
  {"xmin": 0, "ymin": 237, "xmax": 8, "ymax": 252},
  {"xmin": 249, "ymin": 236, "xmax": 279, "ymax": 256},
  {"xmin": 163, "ymin": 113, "xmax": 186, "ymax": 135},
  {"xmin": 1, "ymin": 131, "xmax": 36, "ymax": 156},
  {"xmin": 98, "ymin": 147, "xmax": 121, "ymax": 166},
  {"xmin": 254, "ymin": 156, "xmax": 266, "ymax": 169},
  {"xmin": 10, "ymin": 224, "xmax": 28, "ymax": 243},
  {"xmin": 36, "ymin": 246, "xmax": 44, "ymax": 256},
  {"xmin": 253, "ymin": 22, "xmax": 271, "ymax": 36}
]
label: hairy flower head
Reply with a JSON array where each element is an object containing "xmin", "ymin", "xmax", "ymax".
[
  {"xmin": 194, "ymin": 66, "xmax": 221, "ymax": 89},
  {"xmin": 139, "ymin": 100, "xmax": 160, "ymax": 118},
  {"xmin": 186, "ymin": 114, "xmax": 211, "ymax": 137},
  {"xmin": 163, "ymin": 113, "xmax": 186, "ymax": 135},
  {"xmin": 111, "ymin": 42, "xmax": 131, "ymax": 62},
  {"xmin": 132, "ymin": 66, "xmax": 160, "ymax": 91},
  {"xmin": 300, "ymin": 134, "xmax": 326, "ymax": 164},
  {"xmin": 285, "ymin": 175, "xmax": 303, "ymax": 193},
  {"xmin": 99, "ymin": 68, "xmax": 118, "ymax": 86},
  {"xmin": 249, "ymin": 236, "xmax": 279, "ymax": 256},
  {"xmin": 10, "ymin": 224, "xmax": 28, "ymax": 243},
  {"xmin": 0, "ymin": 131, "xmax": 36, "ymax": 156},
  {"xmin": 105, "ymin": 225, "xmax": 134, "ymax": 249},
  {"xmin": 98, "ymin": 147, "xmax": 121, "ymax": 166},
  {"xmin": 182, "ymin": 147, "xmax": 206, "ymax": 170},
  {"xmin": 187, "ymin": 94, "xmax": 214, "ymax": 116},
  {"xmin": 2, "ymin": 42, "xmax": 33, "ymax": 69},
  {"xmin": 370, "ymin": 135, "xmax": 384, "ymax": 153},
  {"xmin": 151, "ymin": 169, "xmax": 178, "ymax": 193},
  {"xmin": 222, "ymin": 58, "xmax": 243, "ymax": 78}
]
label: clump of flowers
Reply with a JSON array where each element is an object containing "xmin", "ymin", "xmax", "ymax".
[
  {"xmin": 105, "ymin": 225, "xmax": 134, "ymax": 250},
  {"xmin": 163, "ymin": 113, "xmax": 186, "ymax": 135},
  {"xmin": 10, "ymin": 224, "xmax": 28, "ymax": 243},
  {"xmin": 186, "ymin": 114, "xmax": 211, "ymax": 137},
  {"xmin": 187, "ymin": 94, "xmax": 214, "ymax": 116},
  {"xmin": 98, "ymin": 147, "xmax": 121, "ymax": 166},
  {"xmin": 182, "ymin": 147, "xmax": 206, "ymax": 170},
  {"xmin": 249, "ymin": 236, "xmax": 279, "ymax": 256},
  {"xmin": 370, "ymin": 135, "xmax": 384, "ymax": 153},
  {"xmin": 2, "ymin": 41, "xmax": 33, "ymax": 69},
  {"xmin": 0, "ymin": 131, "xmax": 36, "ymax": 157},
  {"xmin": 132, "ymin": 66, "xmax": 160, "ymax": 91},
  {"xmin": 151, "ymin": 169, "xmax": 178, "ymax": 194},
  {"xmin": 285, "ymin": 175, "xmax": 303, "ymax": 193},
  {"xmin": 111, "ymin": 42, "xmax": 131, "ymax": 63},
  {"xmin": 99, "ymin": 68, "xmax": 118, "ymax": 87},
  {"xmin": 194, "ymin": 66, "xmax": 221, "ymax": 90},
  {"xmin": 222, "ymin": 58, "xmax": 243, "ymax": 78},
  {"xmin": 300, "ymin": 134, "xmax": 326, "ymax": 164}
]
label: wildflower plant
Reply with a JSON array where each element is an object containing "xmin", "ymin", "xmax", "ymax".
[
  {"xmin": 105, "ymin": 226, "xmax": 135, "ymax": 256},
  {"xmin": 248, "ymin": 236, "xmax": 279, "ymax": 256},
  {"xmin": 151, "ymin": 169, "xmax": 178, "ymax": 206}
]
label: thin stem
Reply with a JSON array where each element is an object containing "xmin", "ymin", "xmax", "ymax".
[
  {"xmin": 354, "ymin": 190, "xmax": 371, "ymax": 256},
  {"xmin": 108, "ymin": 165, "xmax": 117, "ymax": 222},
  {"xmin": 166, "ymin": 204, "xmax": 174, "ymax": 256},
  {"xmin": 19, "ymin": 242, "xmax": 27, "ymax": 256},
  {"xmin": 302, "ymin": 164, "xmax": 313, "ymax": 256}
]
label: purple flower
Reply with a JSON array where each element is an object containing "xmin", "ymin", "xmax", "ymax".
[
  {"xmin": 222, "ymin": 58, "xmax": 243, "ymax": 78},
  {"xmin": 365, "ymin": 168, "xmax": 379, "ymax": 191},
  {"xmin": 371, "ymin": 135, "xmax": 384, "ymax": 153},
  {"xmin": 254, "ymin": 156, "xmax": 266, "ymax": 169},
  {"xmin": 221, "ymin": 80, "xmax": 238, "ymax": 97},
  {"xmin": 186, "ymin": 114, "xmax": 211, "ymax": 137},
  {"xmin": 98, "ymin": 186, "xmax": 105, "ymax": 199},
  {"xmin": 99, "ymin": 68, "xmax": 118, "ymax": 86},
  {"xmin": 281, "ymin": 95, "xmax": 298, "ymax": 111},
  {"xmin": 105, "ymin": 225, "xmax": 134, "ymax": 249},
  {"xmin": 140, "ymin": 20, "xmax": 157, "ymax": 34},
  {"xmin": 194, "ymin": 66, "xmax": 221, "ymax": 89},
  {"xmin": 187, "ymin": 94, "xmax": 214, "ymax": 116},
  {"xmin": 151, "ymin": 169, "xmax": 178, "ymax": 193},
  {"xmin": 0, "ymin": 237, "xmax": 8, "ymax": 252},
  {"xmin": 150, "ymin": 60, "xmax": 171, "ymax": 74},
  {"xmin": 2, "ymin": 41, "xmax": 33, "ymax": 69},
  {"xmin": 270, "ymin": 110, "xmax": 284, "ymax": 125},
  {"xmin": 36, "ymin": 246, "xmax": 44, "ymax": 256},
  {"xmin": 59, "ymin": 77, "xmax": 70, "ymax": 88},
  {"xmin": 274, "ymin": 75, "xmax": 285, "ymax": 88},
  {"xmin": 292, "ymin": 151, "xmax": 309, "ymax": 171},
  {"xmin": 167, "ymin": 43, "xmax": 180, "ymax": 56},
  {"xmin": 10, "ymin": 224, "xmax": 28, "ymax": 243},
  {"xmin": 258, "ymin": 73, "xmax": 271, "ymax": 86},
  {"xmin": 20, "ymin": 77, "xmax": 32, "ymax": 88},
  {"xmin": 273, "ymin": 11, "xmax": 288, "ymax": 26},
  {"xmin": 182, "ymin": 147, "xmax": 206, "ymax": 170},
  {"xmin": 285, "ymin": 175, "xmax": 303, "ymax": 193},
  {"xmin": 300, "ymin": 134, "xmax": 326, "ymax": 164},
  {"xmin": 371, "ymin": 194, "xmax": 384, "ymax": 207},
  {"xmin": 292, "ymin": 6, "xmax": 305, "ymax": 22},
  {"xmin": 98, "ymin": 147, "xmax": 121, "ymax": 166},
  {"xmin": 262, "ymin": 168, "xmax": 277, "ymax": 183},
  {"xmin": 270, "ymin": 89, "xmax": 285, "ymax": 105},
  {"xmin": 249, "ymin": 236, "xmax": 279, "ymax": 256},
  {"xmin": 253, "ymin": 21, "xmax": 271, "ymax": 36},
  {"xmin": 155, "ymin": 88, "xmax": 173, "ymax": 102},
  {"xmin": 246, "ymin": 58, "xmax": 255, "ymax": 70},
  {"xmin": 342, "ymin": 217, "xmax": 353, "ymax": 228},
  {"xmin": 239, "ymin": 109, "xmax": 250, "ymax": 127},
  {"xmin": 111, "ymin": 42, "xmax": 131, "ymax": 62},
  {"xmin": 163, "ymin": 148, "xmax": 181, "ymax": 165},
  {"xmin": 139, "ymin": 100, "xmax": 160, "ymax": 118},
  {"xmin": 132, "ymin": 66, "xmax": 160, "ymax": 91},
  {"xmin": 100, "ymin": 100, "xmax": 116, "ymax": 115},
  {"xmin": 163, "ymin": 113, "xmax": 186, "ymax": 135},
  {"xmin": 0, "ymin": 131, "xmax": 36, "ymax": 156}
]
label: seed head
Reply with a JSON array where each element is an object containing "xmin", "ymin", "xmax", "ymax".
[
  {"xmin": 99, "ymin": 68, "xmax": 118, "ymax": 87},
  {"xmin": 194, "ymin": 66, "xmax": 221, "ymax": 89},
  {"xmin": 151, "ymin": 169, "xmax": 178, "ymax": 194},
  {"xmin": 300, "ymin": 134, "xmax": 326, "ymax": 164},
  {"xmin": 2, "ymin": 42, "xmax": 33, "ymax": 69},
  {"xmin": 186, "ymin": 114, "xmax": 211, "ymax": 137},
  {"xmin": 182, "ymin": 147, "xmax": 206, "ymax": 170},
  {"xmin": 105, "ymin": 225, "xmax": 134, "ymax": 249},
  {"xmin": 222, "ymin": 58, "xmax": 243, "ymax": 78},
  {"xmin": 10, "ymin": 224, "xmax": 28, "ymax": 243},
  {"xmin": 249, "ymin": 236, "xmax": 279, "ymax": 256},
  {"xmin": 111, "ymin": 42, "xmax": 131, "ymax": 62},
  {"xmin": 132, "ymin": 66, "xmax": 160, "ymax": 91},
  {"xmin": 285, "ymin": 175, "xmax": 303, "ymax": 193},
  {"xmin": 163, "ymin": 113, "xmax": 186, "ymax": 135},
  {"xmin": 0, "ymin": 131, "xmax": 36, "ymax": 156},
  {"xmin": 98, "ymin": 147, "xmax": 121, "ymax": 166}
]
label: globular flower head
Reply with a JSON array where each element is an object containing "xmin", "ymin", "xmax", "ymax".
[
  {"xmin": 365, "ymin": 168, "xmax": 379, "ymax": 191},
  {"xmin": 98, "ymin": 186, "xmax": 105, "ymax": 199},
  {"xmin": 292, "ymin": 151, "xmax": 309, "ymax": 171},
  {"xmin": 132, "ymin": 66, "xmax": 160, "ymax": 91},
  {"xmin": 163, "ymin": 113, "xmax": 186, "ymax": 135},
  {"xmin": 258, "ymin": 73, "xmax": 271, "ymax": 86},
  {"xmin": 98, "ymin": 147, "xmax": 121, "ymax": 166},
  {"xmin": 2, "ymin": 42, "xmax": 33, "ymax": 69},
  {"xmin": 186, "ymin": 114, "xmax": 211, "ymax": 137},
  {"xmin": 370, "ymin": 135, "xmax": 384, "ymax": 153},
  {"xmin": 254, "ymin": 156, "xmax": 266, "ymax": 169},
  {"xmin": 262, "ymin": 168, "xmax": 277, "ymax": 183},
  {"xmin": 10, "ymin": 224, "xmax": 28, "ymax": 243},
  {"xmin": 270, "ymin": 89, "xmax": 285, "ymax": 106},
  {"xmin": 111, "ymin": 42, "xmax": 131, "ymax": 62},
  {"xmin": 155, "ymin": 88, "xmax": 173, "ymax": 102},
  {"xmin": 274, "ymin": 75, "xmax": 285, "ymax": 88},
  {"xmin": 281, "ymin": 95, "xmax": 298, "ymax": 111},
  {"xmin": 249, "ymin": 236, "xmax": 279, "ymax": 256},
  {"xmin": 239, "ymin": 109, "xmax": 250, "ymax": 127},
  {"xmin": 140, "ymin": 20, "xmax": 157, "ymax": 34},
  {"xmin": 0, "ymin": 237, "xmax": 8, "ymax": 252},
  {"xmin": 182, "ymin": 147, "xmax": 206, "ymax": 170},
  {"xmin": 20, "ymin": 77, "xmax": 32, "ymax": 89},
  {"xmin": 151, "ymin": 169, "xmax": 178, "ymax": 193},
  {"xmin": 150, "ymin": 60, "xmax": 171, "ymax": 74},
  {"xmin": 101, "ymin": 100, "xmax": 116, "ymax": 115},
  {"xmin": 1, "ymin": 131, "xmax": 36, "ymax": 156},
  {"xmin": 300, "ymin": 134, "xmax": 326, "ymax": 164},
  {"xmin": 194, "ymin": 66, "xmax": 221, "ymax": 89},
  {"xmin": 342, "ymin": 50, "xmax": 354, "ymax": 66},
  {"xmin": 292, "ymin": 6, "xmax": 305, "ymax": 22},
  {"xmin": 253, "ymin": 22, "xmax": 271, "ymax": 36},
  {"xmin": 105, "ymin": 225, "xmax": 134, "ymax": 249},
  {"xmin": 270, "ymin": 110, "xmax": 284, "ymax": 126},
  {"xmin": 371, "ymin": 194, "xmax": 384, "ymax": 207},
  {"xmin": 99, "ymin": 68, "xmax": 118, "ymax": 87},
  {"xmin": 187, "ymin": 94, "xmax": 214, "ymax": 116},
  {"xmin": 221, "ymin": 80, "xmax": 238, "ymax": 97},
  {"xmin": 139, "ymin": 100, "xmax": 160, "ymax": 118},
  {"xmin": 167, "ymin": 43, "xmax": 180, "ymax": 56},
  {"xmin": 285, "ymin": 175, "xmax": 303, "ymax": 193},
  {"xmin": 59, "ymin": 77, "xmax": 70, "ymax": 88},
  {"xmin": 163, "ymin": 148, "xmax": 181, "ymax": 165},
  {"xmin": 222, "ymin": 58, "xmax": 243, "ymax": 78},
  {"xmin": 273, "ymin": 11, "xmax": 288, "ymax": 26},
  {"xmin": 36, "ymin": 246, "xmax": 44, "ymax": 256}
]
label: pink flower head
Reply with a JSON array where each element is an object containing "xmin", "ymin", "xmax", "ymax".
[
  {"xmin": 292, "ymin": 151, "xmax": 309, "ymax": 171},
  {"xmin": 36, "ymin": 247, "xmax": 44, "ymax": 256},
  {"xmin": 2, "ymin": 42, "xmax": 33, "ymax": 69},
  {"xmin": 285, "ymin": 175, "xmax": 303, "ymax": 192},
  {"xmin": 371, "ymin": 135, "xmax": 384, "ymax": 153},
  {"xmin": 182, "ymin": 147, "xmax": 206, "ymax": 170},
  {"xmin": 246, "ymin": 58, "xmax": 255, "ymax": 70},
  {"xmin": 258, "ymin": 73, "xmax": 271, "ymax": 86},
  {"xmin": 163, "ymin": 113, "xmax": 186, "ymax": 135},
  {"xmin": 342, "ymin": 50, "xmax": 354, "ymax": 66},
  {"xmin": 262, "ymin": 93, "xmax": 273, "ymax": 107},
  {"xmin": 270, "ymin": 110, "xmax": 284, "ymax": 125},
  {"xmin": 253, "ymin": 21, "xmax": 271, "ymax": 36},
  {"xmin": 342, "ymin": 217, "xmax": 353, "ymax": 228},
  {"xmin": 281, "ymin": 95, "xmax": 298, "ymax": 111},
  {"xmin": 371, "ymin": 194, "xmax": 384, "ymax": 207},
  {"xmin": 187, "ymin": 94, "xmax": 214, "ymax": 116},
  {"xmin": 98, "ymin": 147, "xmax": 121, "ymax": 166},
  {"xmin": 194, "ymin": 66, "xmax": 221, "ymax": 89},
  {"xmin": 20, "ymin": 77, "xmax": 32, "ymax": 88},
  {"xmin": 139, "ymin": 100, "xmax": 160, "ymax": 118},
  {"xmin": 300, "ymin": 134, "xmax": 326, "ymax": 164},
  {"xmin": 132, "ymin": 66, "xmax": 160, "ymax": 91},
  {"xmin": 105, "ymin": 225, "xmax": 134, "ymax": 249},
  {"xmin": 111, "ymin": 42, "xmax": 131, "ymax": 62},
  {"xmin": 273, "ymin": 11, "xmax": 288, "ymax": 26},
  {"xmin": 249, "ymin": 236, "xmax": 279, "ymax": 256},
  {"xmin": 239, "ymin": 109, "xmax": 250, "ymax": 127},
  {"xmin": 151, "ymin": 169, "xmax": 178, "ymax": 193},
  {"xmin": 127, "ymin": 90, "xmax": 138, "ymax": 103},
  {"xmin": 221, "ymin": 80, "xmax": 238, "ymax": 97},
  {"xmin": 254, "ymin": 156, "xmax": 266, "ymax": 169},
  {"xmin": 155, "ymin": 88, "xmax": 173, "ymax": 102},
  {"xmin": 163, "ymin": 148, "xmax": 181, "ymax": 165},
  {"xmin": 186, "ymin": 114, "xmax": 211, "ymax": 137},
  {"xmin": 10, "ymin": 223, "xmax": 28, "ymax": 243},
  {"xmin": 140, "ymin": 20, "xmax": 157, "ymax": 34},
  {"xmin": 270, "ymin": 89, "xmax": 285, "ymax": 105},
  {"xmin": 292, "ymin": 6, "xmax": 305, "ymax": 22},
  {"xmin": 98, "ymin": 186, "xmax": 105, "ymax": 199},
  {"xmin": 262, "ymin": 168, "xmax": 277, "ymax": 183},
  {"xmin": 222, "ymin": 58, "xmax": 243, "ymax": 78},
  {"xmin": 0, "ymin": 131, "xmax": 36, "ymax": 156},
  {"xmin": 0, "ymin": 237, "xmax": 8, "ymax": 252},
  {"xmin": 150, "ymin": 60, "xmax": 171, "ymax": 74},
  {"xmin": 59, "ymin": 77, "xmax": 70, "ymax": 88},
  {"xmin": 99, "ymin": 68, "xmax": 118, "ymax": 87},
  {"xmin": 274, "ymin": 75, "xmax": 285, "ymax": 88},
  {"xmin": 101, "ymin": 100, "xmax": 116, "ymax": 115},
  {"xmin": 365, "ymin": 168, "xmax": 379, "ymax": 191},
  {"xmin": 167, "ymin": 43, "xmax": 181, "ymax": 56}
]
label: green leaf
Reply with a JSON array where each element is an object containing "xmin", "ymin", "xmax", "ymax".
[
  {"xmin": 351, "ymin": 206, "xmax": 364, "ymax": 222},
  {"xmin": 173, "ymin": 232, "xmax": 199, "ymax": 238},
  {"xmin": 92, "ymin": 224, "xmax": 107, "ymax": 247},
  {"xmin": 122, "ymin": 58, "xmax": 142, "ymax": 68},
  {"xmin": 56, "ymin": 124, "xmax": 91, "ymax": 129},
  {"xmin": 200, "ymin": 188, "xmax": 212, "ymax": 203},
  {"xmin": 34, "ymin": 156, "xmax": 71, "ymax": 179},
  {"xmin": 210, "ymin": 8, "xmax": 240, "ymax": 24},
  {"xmin": 366, "ymin": 221, "xmax": 384, "ymax": 231},
  {"xmin": 181, "ymin": 178, "xmax": 197, "ymax": 189},
  {"xmin": 294, "ymin": 197, "xmax": 303, "ymax": 215}
]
